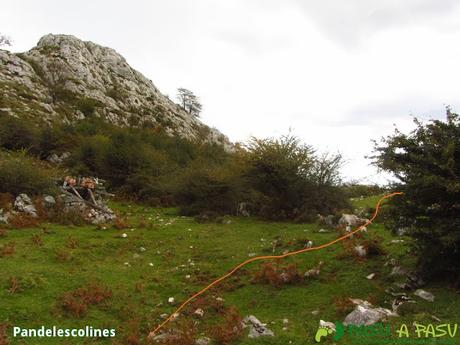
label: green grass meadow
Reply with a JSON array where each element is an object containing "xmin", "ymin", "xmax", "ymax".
[{"xmin": 0, "ymin": 197, "xmax": 459, "ymax": 344}]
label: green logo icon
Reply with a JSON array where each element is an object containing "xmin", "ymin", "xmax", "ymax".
[{"xmin": 314, "ymin": 322, "xmax": 345, "ymax": 342}]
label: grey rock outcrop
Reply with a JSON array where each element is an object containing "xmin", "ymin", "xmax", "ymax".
[
  {"xmin": 0, "ymin": 34, "xmax": 231, "ymax": 148},
  {"xmin": 343, "ymin": 299, "xmax": 397, "ymax": 326},
  {"xmin": 14, "ymin": 194, "xmax": 38, "ymax": 218},
  {"xmin": 242, "ymin": 315, "xmax": 275, "ymax": 338}
]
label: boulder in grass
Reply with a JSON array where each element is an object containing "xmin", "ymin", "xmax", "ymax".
[
  {"xmin": 14, "ymin": 194, "xmax": 38, "ymax": 218},
  {"xmin": 344, "ymin": 299, "xmax": 397, "ymax": 326},
  {"xmin": 414, "ymin": 289, "xmax": 435, "ymax": 302},
  {"xmin": 242, "ymin": 315, "xmax": 274, "ymax": 338}
]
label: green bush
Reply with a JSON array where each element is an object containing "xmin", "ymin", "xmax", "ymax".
[
  {"xmin": 0, "ymin": 116, "xmax": 39, "ymax": 152},
  {"xmin": 0, "ymin": 152, "xmax": 57, "ymax": 196},
  {"xmin": 373, "ymin": 109, "xmax": 460, "ymax": 278},
  {"xmin": 244, "ymin": 135, "xmax": 348, "ymax": 220},
  {"xmin": 175, "ymin": 156, "xmax": 248, "ymax": 215},
  {"xmin": 75, "ymin": 97, "xmax": 101, "ymax": 117}
]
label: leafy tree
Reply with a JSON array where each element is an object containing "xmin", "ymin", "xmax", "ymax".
[
  {"xmin": 176, "ymin": 88, "xmax": 202, "ymax": 117},
  {"xmin": 372, "ymin": 109, "xmax": 460, "ymax": 278}
]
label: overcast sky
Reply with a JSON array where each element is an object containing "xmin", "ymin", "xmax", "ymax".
[{"xmin": 2, "ymin": 0, "xmax": 460, "ymax": 183}]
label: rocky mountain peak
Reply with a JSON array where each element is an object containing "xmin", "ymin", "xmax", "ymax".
[{"xmin": 0, "ymin": 34, "xmax": 231, "ymax": 148}]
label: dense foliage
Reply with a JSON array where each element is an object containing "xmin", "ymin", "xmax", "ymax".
[
  {"xmin": 177, "ymin": 135, "xmax": 348, "ymax": 220},
  {"xmin": 0, "ymin": 115, "xmax": 348, "ymax": 221},
  {"xmin": 373, "ymin": 110, "xmax": 460, "ymax": 277}
]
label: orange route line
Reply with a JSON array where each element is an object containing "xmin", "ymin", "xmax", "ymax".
[{"xmin": 149, "ymin": 192, "xmax": 403, "ymax": 337}]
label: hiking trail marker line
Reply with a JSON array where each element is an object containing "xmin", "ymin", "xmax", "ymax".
[{"xmin": 149, "ymin": 192, "xmax": 403, "ymax": 337}]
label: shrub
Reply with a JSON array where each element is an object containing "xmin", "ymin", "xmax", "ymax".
[
  {"xmin": 75, "ymin": 97, "xmax": 101, "ymax": 117},
  {"xmin": 210, "ymin": 306, "xmax": 244, "ymax": 345},
  {"xmin": 175, "ymin": 157, "xmax": 247, "ymax": 216},
  {"xmin": 0, "ymin": 116, "xmax": 38, "ymax": 152},
  {"xmin": 252, "ymin": 262, "xmax": 302, "ymax": 287},
  {"xmin": 0, "ymin": 242, "xmax": 15, "ymax": 258},
  {"xmin": 373, "ymin": 109, "xmax": 460, "ymax": 278},
  {"xmin": 7, "ymin": 213, "xmax": 40, "ymax": 229},
  {"xmin": 60, "ymin": 282, "xmax": 112, "ymax": 318},
  {"xmin": 244, "ymin": 135, "xmax": 348, "ymax": 220},
  {"xmin": 0, "ymin": 152, "xmax": 57, "ymax": 196}
]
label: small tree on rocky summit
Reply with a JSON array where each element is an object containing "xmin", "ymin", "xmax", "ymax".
[
  {"xmin": 372, "ymin": 108, "xmax": 460, "ymax": 279},
  {"xmin": 0, "ymin": 34, "xmax": 12, "ymax": 47},
  {"xmin": 176, "ymin": 88, "xmax": 202, "ymax": 117}
]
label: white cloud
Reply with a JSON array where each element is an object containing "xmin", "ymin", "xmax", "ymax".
[{"xmin": 1, "ymin": 0, "xmax": 459, "ymax": 184}]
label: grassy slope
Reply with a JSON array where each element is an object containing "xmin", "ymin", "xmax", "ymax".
[{"xmin": 0, "ymin": 197, "xmax": 459, "ymax": 344}]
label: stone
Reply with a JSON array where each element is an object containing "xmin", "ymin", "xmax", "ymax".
[
  {"xmin": 318, "ymin": 228, "xmax": 329, "ymax": 233},
  {"xmin": 339, "ymin": 214, "xmax": 367, "ymax": 227},
  {"xmin": 305, "ymin": 261, "xmax": 324, "ymax": 278},
  {"xmin": 0, "ymin": 209, "xmax": 9, "ymax": 224},
  {"xmin": 47, "ymin": 152, "xmax": 70, "ymax": 164},
  {"xmin": 168, "ymin": 297, "xmax": 175, "ymax": 304},
  {"xmin": 414, "ymin": 289, "xmax": 435, "ymax": 302},
  {"xmin": 366, "ymin": 273, "xmax": 376, "ymax": 280},
  {"xmin": 390, "ymin": 266, "xmax": 408, "ymax": 276},
  {"xmin": 195, "ymin": 337, "xmax": 211, "ymax": 345},
  {"xmin": 344, "ymin": 299, "xmax": 397, "ymax": 326},
  {"xmin": 319, "ymin": 320, "xmax": 336, "ymax": 332},
  {"xmin": 14, "ymin": 194, "xmax": 38, "ymax": 218},
  {"xmin": 354, "ymin": 245, "xmax": 367, "ymax": 257},
  {"xmin": 396, "ymin": 228, "xmax": 408, "ymax": 236},
  {"xmin": 194, "ymin": 308, "xmax": 204, "ymax": 317},
  {"xmin": 237, "ymin": 202, "xmax": 250, "ymax": 217},
  {"xmin": 43, "ymin": 195, "xmax": 56, "ymax": 208},
  {"xmin": 242, "ymin": 315, "xmax": 275, "ymax": 338}
]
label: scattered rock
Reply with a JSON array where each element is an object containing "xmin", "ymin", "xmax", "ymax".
[
  {"xmin": 319, "ymin": 320, "xmax": 336, "ymax": 332},
  {"xmin": 0, "ymin": 209, "xmax": 10, "ymax": 224},
  {"xmin": 396, "ymin": 228, "xmax": 408, "ymax": 236},
  {"xmin": 414, "ymin": 289, "xmax": 435, "ymax": 302},
  {"xmin": 47, "ymin": 152, "xmax": 70, "ymax": 164},
  {"xmin": 168, "ymin": 297, "xmax": 175, "ymax": 304},
  {"xmin": 339, "ymin": 214, "xmax": 367, "ymax": 227},
  {"xmin": 242, "ymin": 315, "xmax": 275, "ymax": 338},
  {"xmin": 194, "ymin": 308, "xmax": 204, "ymax": 317},
  {"xmin": 354, "ymin": 245, "xmax": 367, "ymax": 257},
  {"xmin": 14, "ymin": 194, "xmax": 38, "ymax": 218},
  {"xmin": 384, "ymin": 258, "xmax": 397, "ymax": 267},
  {"xmin": 366, "ymin": 273, "xmax": 376, "ymax": 280},
  {"xmin": 305, "ymin": 261, "xmax": 324, "ymax": 278},
  {"xmin": 43, "ymin": 195, "xmax": 56, "ymax": 208},
  {"xmin": 391, "ymin": 294, "xmax": 414, "ymax": 312},
  {"xmin": 237, "ymin": 202, "xmax": 250, "ymax": 217},
  {"xmin": 195, "ymin": 337, "xmax": 211, "ymax": 345},
  {"xmin": 344, "ymin": 299, "xmax": 398, "ymax": 326},
  {"xmin": 121, "ymin": 233, "xmax": 128, "ymax": 238},
  {"xmin": 390, "ymin": 240, "xmax": 405, "ymax": 244},
  {"xmin": 390, "ymin": 266, "xmax": 408, "ymax": 276}
]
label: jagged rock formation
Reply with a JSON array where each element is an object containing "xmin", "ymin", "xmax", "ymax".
[{"xmin": 0, "ymin": 34, "xmax": 230, "ymax": 147}]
